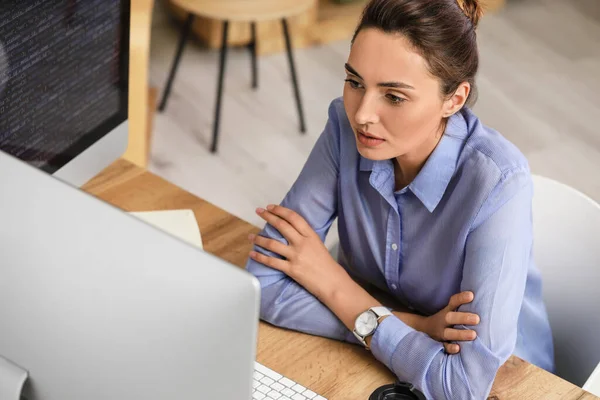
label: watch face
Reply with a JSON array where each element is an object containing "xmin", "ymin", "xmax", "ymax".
[{"xmin": 355, "ymin": 311, "xmax": 378, "ymax": 336}]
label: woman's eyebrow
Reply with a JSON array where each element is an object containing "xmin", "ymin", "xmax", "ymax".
[
  {"xmin": 344, "ymin": 63, "xmax": 363, "ymax": 79},
  {"xmin": 344, "ymin": 62, "xmax": 415, "ymax": 90},
  {"xmin": 378, "ymin": 81, "xmax": 415, "ymax": 90}
]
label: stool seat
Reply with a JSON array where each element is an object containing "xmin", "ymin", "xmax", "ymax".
[{"xmin": 171, "ymin": 0, "xmax": 316, "ymax": 22}]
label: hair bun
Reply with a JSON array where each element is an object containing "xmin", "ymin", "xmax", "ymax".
[{"xmin": 456, "ymin": 0, "xmax": 484, "ymax": 27}]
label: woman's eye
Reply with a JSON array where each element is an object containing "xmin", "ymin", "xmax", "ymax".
[
  {"xmin": 345, "ymin": 79, "xmax": 363, "ymax": 89},
  {"xmin": 386, "ymin": 93, "xmax": 406, "ymax": 104}
]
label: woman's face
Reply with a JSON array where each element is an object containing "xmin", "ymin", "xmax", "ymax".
[{"xmin": 343, "ymin": 28, "xmax": 450, "ymax": 161}]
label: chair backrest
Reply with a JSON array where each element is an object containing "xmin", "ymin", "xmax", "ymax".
[{"xmin": 531, "ymin": 175, "xmax": 600, "ymax": 387}]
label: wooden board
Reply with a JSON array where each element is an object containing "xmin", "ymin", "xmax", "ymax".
[
  {"xmin": 163, "ymin": 0, "xmax": 507, "ymax": 56},
  {"xmin": 482, "ymin": 0, "xmax": 507, "ymax": 13},
  {"xmin": 123, "ymin": 0, "xmax": 154, "ymax": 168}
]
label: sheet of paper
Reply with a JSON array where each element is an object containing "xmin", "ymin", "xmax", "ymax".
[
  {"xmin": 130, "ymin": 209, "xmax": 203, "ymax": 250},
  {"xmin": 584, "ymin": 362, "xmax": 600, "ymax": 397}
]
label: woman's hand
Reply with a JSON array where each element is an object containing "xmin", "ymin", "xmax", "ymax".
[
  {"xmin": 248, "ymin": 204, "xmax": 348, "ymax": 302},
  {"xmin": 420, "ymin": 291, "xmax": 480, "ymax": 354}
]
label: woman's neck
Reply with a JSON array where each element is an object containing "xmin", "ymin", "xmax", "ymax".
[{"xmin": 393, "ymin": 121, "xmax": 446, "ymax": 191}]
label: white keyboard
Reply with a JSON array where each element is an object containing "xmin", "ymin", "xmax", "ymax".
[{"xmin": 253, "ymin": 362, "xmax": 327, "ymax": 400}]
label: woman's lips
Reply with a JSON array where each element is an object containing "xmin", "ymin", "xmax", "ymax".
[{"xmin": 357, "ymin": 130, "xmax": 385, "ymax": 147}]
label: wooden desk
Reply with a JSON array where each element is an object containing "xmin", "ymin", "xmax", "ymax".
[{"xmin": 82, "ymin": 159, "xmax": 597, "ymax": 400}]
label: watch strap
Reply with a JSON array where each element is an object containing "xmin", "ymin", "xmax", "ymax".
[
  {"xmin": 370, "ymin": 306, "xmax": 392, "ymax": 321},
  {"xmin": 352, "ymin": 330, "xmax": 368, "ymax": 348}
]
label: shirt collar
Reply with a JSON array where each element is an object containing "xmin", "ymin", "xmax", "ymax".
[{"xmin": 359, "ymin": 111, "xmax": 469, "ymax": 212}]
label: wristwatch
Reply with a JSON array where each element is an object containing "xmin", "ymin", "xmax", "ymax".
[{"xmin": 353, "ymin": 306, "xmax": 392, "ymax": 349}]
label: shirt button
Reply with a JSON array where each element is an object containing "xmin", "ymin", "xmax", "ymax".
[
  {"xmin": 391, "ymin": 284, "xmax": 398, "ymax": 290},
  {"xmin": 391, "ymin": 243, "xmax": 398, "ymax": 251}
]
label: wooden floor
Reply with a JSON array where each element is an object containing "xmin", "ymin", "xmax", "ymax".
[{"xmin": 148, "ymin": 0, "xmax": 600, "ymax": 243}]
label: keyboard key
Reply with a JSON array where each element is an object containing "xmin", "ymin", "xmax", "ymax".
[
  {"xmin": 292, "ymin": 384, "xmax": 306, "ymax": 393},
  {"xmin": 279, "ymin": 377, "xmax": 296, "ymax": 388},
  {"xmin": 253, "ymin": 380, "xmax": 260, "ymax": 389},
  {"xmin": 260, "ymin": 377, "xmax": 275, "ymax": 386},
  {"xmin": 291, "ymin": 393, "xmax": 307, "ymax": 400},
  {"xmin": 271, "ymin": 382, "xmax": 285, "ymax": 392},
  {"xmin": 303, "ymin": 389, "xmax": 317, "ymax": 399},
  {"xmin": 280, "ymin": 397, "xmax": 292, "ymax": 400},
  {"xmin": 257, "ymin": 384, "xmax": 271, "ymax": 394},
  {"xmin": 267, "ymin": 390, "xmax": 283, "ymax": 399},
  {"xmin": 282, "ymin": 387, "xmax": 296, "ymax": 397},
  {"xmin": 254, "ymin": 371, "xmax": 265, "ymax": 381},
  {"xmin": 255, "ymin": 363, "xmax": 283, "ymax": 381},
  {"xmin": 253, "ymin": 391, "xmax": 266, "ymax": 400},
  {"xmin": 314, "ymin": 396, "xmax": 327, "ymax": 400}
]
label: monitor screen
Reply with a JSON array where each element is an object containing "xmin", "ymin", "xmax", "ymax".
[{"xmin": 0, "ymin": 0, "xmax": 128, "ymax": 174}]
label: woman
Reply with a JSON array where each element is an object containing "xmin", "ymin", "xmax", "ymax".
[{"xmin": 245, "ymin": 0, "xmax": 555, "ymax": 398}]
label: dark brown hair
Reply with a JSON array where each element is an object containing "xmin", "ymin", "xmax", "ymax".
[{"xmin": 352, "ymin": 0, "xmax": 484, "ymax": 108}]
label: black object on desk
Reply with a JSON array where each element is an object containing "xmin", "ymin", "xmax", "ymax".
[{"xmin": 369, "ymin": 381, "xmax": 427, "ymax": 400}]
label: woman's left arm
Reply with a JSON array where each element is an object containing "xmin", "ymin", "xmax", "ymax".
[
  {"xmin": 361, "ymin": 170, "xmax": 535, "ymax": 400},
  {"xmin": 253, "ymin": 170, "xmax": 535, "ymax": 400}
]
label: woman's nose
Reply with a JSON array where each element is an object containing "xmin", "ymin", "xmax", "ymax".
[{"xmin": 354, "ymin": 96, "xmax": 380, "ymax": 126}]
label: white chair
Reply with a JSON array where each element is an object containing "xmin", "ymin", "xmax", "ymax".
[{"xmin": 531, "ymin": 175, "xmax": 600, "ymax": 393}]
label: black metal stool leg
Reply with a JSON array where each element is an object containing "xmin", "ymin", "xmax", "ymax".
[
  {"xmin": 281, "ymin": 18, "xmax": 306, "ymax": 134},
  {"xmin": 249, "ymin": 22, "xmax": 258, "ymax": 89},
  {"xmin": 211, "ymin": 20, "xmax": 229, "ymax": 154},
  {"xmin": 159, "ymin": 14, "xmax": 195, "ymax": 112}
]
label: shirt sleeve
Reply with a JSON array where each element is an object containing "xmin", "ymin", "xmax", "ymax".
[
  {"xmin": 368, "ymin": 170, "xmax": 534, "ymax": 400},
  {"xmin": 245, "ymin": 100, "xmax": 351, "ymax": 341}
]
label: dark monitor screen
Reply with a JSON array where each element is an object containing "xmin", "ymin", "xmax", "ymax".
[{"xmin": 0, "ymin": 0, "xmax": 129, "ymax": 174}]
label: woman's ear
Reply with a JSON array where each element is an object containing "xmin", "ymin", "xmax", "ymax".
[{"xmin": 442, "ymin": 82, "xmax": 471, "ymax": 117}]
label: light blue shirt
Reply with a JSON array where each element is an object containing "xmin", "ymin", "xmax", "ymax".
[{"xmin": 246, "ymin": 97, "xmax": 554, "ymax": 399}]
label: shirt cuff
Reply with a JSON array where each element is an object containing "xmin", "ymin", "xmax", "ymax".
[{"xmin": 370, "ymin": 315, "xmax": 414, "ymax": 369}]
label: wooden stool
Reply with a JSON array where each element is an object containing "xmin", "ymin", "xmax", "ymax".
[{"xmin": 158, "ymin": 0, "xmax": 315, "ymax": 153}]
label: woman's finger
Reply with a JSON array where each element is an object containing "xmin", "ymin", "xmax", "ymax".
[
  {"xmin": 445, "ymin": 311, "xmax": 480, "ymax": 326},
  {"xmin": 447, "ymin": 291, "xmax": 474, "ymax": 310},
  {"xmin": 444, "ymin": 343, "xmax": 460, "ymax": 354},
  {"xmin": 256, "ymin": 208, "xmax": 302, "ymax": 243},
  {"xmin": 266, "ymin": 205, "xmax": 313, "ymax": 237},
  {"xmin": 442, "ymin": 327, "xmax": 477, "ymax": 342},
  {"xmin": 249, "ymin": 250, "xmax": 290, "ymax": 274},
  {"xmin": 249, "ymin": 234, "xmax": 293, "ymax": 259}
]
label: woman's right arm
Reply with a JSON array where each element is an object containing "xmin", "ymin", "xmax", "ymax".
[{"xmin": 245, "ymin": 101, "xmax": 351, "ymax": 341}]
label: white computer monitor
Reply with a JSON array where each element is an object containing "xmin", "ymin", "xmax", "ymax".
[
  {"xmin": 0, "ymin": 150, "xmax": 260, "ymax": 400},
  {"xmin": 0, "ymin": 1, "xmax": 130, "ymax": 187}
]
